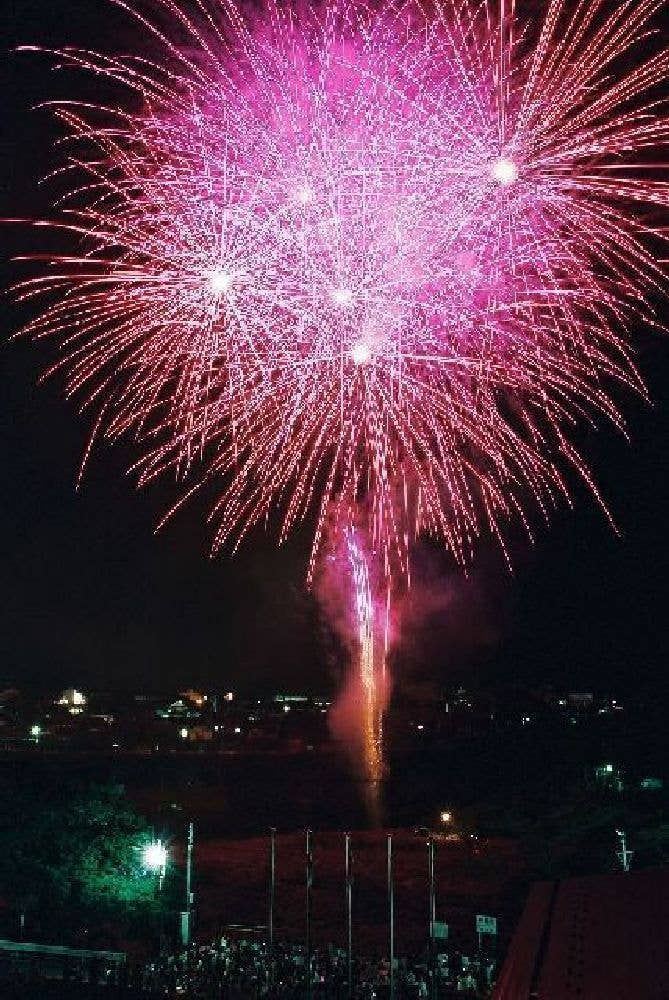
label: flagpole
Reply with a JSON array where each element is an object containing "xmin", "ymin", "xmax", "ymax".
[
  {"xmin": 306, "ymin": 828, "xmax": 313, "ymax": 1000},
  {"xmin": 269, "ymin": 827, "xmax": 276, "ymax": 985},
  {"xmin": 387, "ymin": 833, "xmax": 395, "ymax": 999},
  {"xmin": 428, "ymin": 835, "xmax": 436, "ymax": 1000},
  {"xmin": 185, "ymin": 820, "xmax": 194, "ymax": 947},
  {"xmin": 345, "ymin": 832, "xmax": 353, "ymax": 999}
]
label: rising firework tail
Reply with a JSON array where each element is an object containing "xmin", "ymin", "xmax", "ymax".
[{"xmin": 346, "ymin": 527, "xmax": 386, "ymax": 783}]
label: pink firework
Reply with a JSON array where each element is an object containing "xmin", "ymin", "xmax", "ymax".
[{"xmin": 11, "ymin": 0, "xmax": 669, "ymax": 589}]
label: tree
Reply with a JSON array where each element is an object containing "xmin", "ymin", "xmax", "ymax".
[{"xmin": 0, "ymin": 778, "xmax": 167, "ymax": 942}]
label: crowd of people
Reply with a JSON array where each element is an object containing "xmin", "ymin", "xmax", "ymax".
[
  {"xmin": 0, "ymin": 933, "xmax": 495, "ymax": 997},
  {"xmin": 135, "ymin": 935, "xmax": 495, "ymax": 998}
]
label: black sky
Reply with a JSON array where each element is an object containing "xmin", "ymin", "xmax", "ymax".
[{"xmin": 2, "ymin": 0, "xmax": 669, "ymax": 698}]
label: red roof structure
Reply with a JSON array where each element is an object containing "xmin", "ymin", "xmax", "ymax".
[{"xmin": 493, "ymin": 867, "xmax": 669, "ymax": 999}]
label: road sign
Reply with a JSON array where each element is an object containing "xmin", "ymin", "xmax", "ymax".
[
  {"xmin": 476, "ymin": 914, "xmax": 497, "ymax": 935},
  {"xmin": 433, "ymin": 921, "xmax": 449, "ymax": 940}
]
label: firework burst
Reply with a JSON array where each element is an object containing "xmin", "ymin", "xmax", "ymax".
[{"xmin": 11, "ymin": 0, "xmax": 669, "ymax": 590}]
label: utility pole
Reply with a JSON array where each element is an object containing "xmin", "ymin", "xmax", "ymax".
[
  {"xmin": 184, "ymin": 821, "xmax": 195, "ymax": 947},
  {"xmin": 269, "ymin": 828, "xmax": 276, "ymax": 982},
  {"xmin": 387, "ymin": 833, "xmax": 395, "ymax": 1000},
  {"xmin": 616, "ymin": 829, "xmax": 633, "ymax": 872},
  {"xmin": 428, "ymin": 836, "xmax": 437, "ymax": 1000},
  {"xmin": 345, "ymin": 832, "xmax": 353, "ymax": 999},
  {"xmin": 306, "ymin": 829, "xmax": 314, "ymax": 1000}
]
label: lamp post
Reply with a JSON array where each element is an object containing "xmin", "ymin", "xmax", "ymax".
[
  {"xmin": 306, "ymin": 829, "xmax": 314, "ymax": 1000},
  {"xmin": 143, "ymin": 840, "xmax": 168, "ymax": 954},
  {"xmin": 387, "ymin": 834, "xmax": 395, "ymax": 1000},
  {"xmin": 184, "ymin": 821, "xmax": 195, "ymax": 947},
  {"xmin": 143, "ymin": 840, "xmax": 168, "ymax": 891},
  {"xmin": 428, "ymin": 836, "xmax": 436, "ymax": 1000},
  {"xmin": 345, "ymin": 833, "xmax": 353, "ymax": 999},
  {"xmin": 269, "ymin": 827, "xmax": 276, "ymax": 985}
]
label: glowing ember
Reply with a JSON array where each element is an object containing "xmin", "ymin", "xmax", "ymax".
[
  {"xmin": 208, "ymin": 269, "xmax": 234, "ymax": 295},
  {"xmin": 294, "ymin": 184, "xmax": 315, "ymax": 206},
  {"xmin": 490, "ymin": 156, "xmax": 519, "ymax": 186},
  {"xmin": 331, "ymin": 288, "xmax": 354, "ymax": 307},
  {"xmin": 350, "ymin": 341, "xmax": 372, "ymax": 366}
]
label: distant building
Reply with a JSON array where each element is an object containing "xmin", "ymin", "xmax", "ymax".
[
  {"xmin": 597, "ymin": 696, "xmax": 624, "ymax": 715},
  {"xmin": 56, "ymin": 688, "xmax": 87, "ymax": 714},
  {"xmin": 567, "ymin": 692, "xmax": 593, "ymax": 709},
  {"xmin": 639, "ymin": 776, "xmax": 663, "ymax": 791},
  {"xmin": 184, "ymin": 724, "xmax": 214, "ymax": 741},
  {"xmin": 180, "ymin": 689, "xmax": 208, "ymax": 708},
  {"xmin": 273, "ymin": 694, "xmax": 311, "ymax": 713},
  {"xmin": 156, "ymin": 698, "xmax": 201, "ymax": 721},
  {"xmin": 592, "ymin": 762, "xmax": 624, "ymax": 793},
  {"xmin": 443, "ymin": 686, "xmax": 474, "ymax": 713}
]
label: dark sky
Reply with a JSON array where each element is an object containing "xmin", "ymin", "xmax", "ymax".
[{"xmin": 2, "ymin": 0, "xmax": 668, "ymax": 698}]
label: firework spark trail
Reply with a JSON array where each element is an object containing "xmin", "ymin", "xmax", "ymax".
[
  {"xmin": 346, "ymin": 527, "xmax": 385, "ymax": 783},
  {"xmin": 10, "ymin": 2, "xmax": 669, "ymax": 592}
]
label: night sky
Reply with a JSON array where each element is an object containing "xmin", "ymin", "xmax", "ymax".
[{"xmin": 2, "ymin": 0, "xmax": 669, "ymax": 699}]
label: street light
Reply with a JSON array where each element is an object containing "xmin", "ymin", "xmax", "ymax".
[
  {"xmin": 440, "ymin": 810, "xmax": 453, "ymax": 825},
  {"xmin": 143, "ymin": 840, "xmax": 168, "ymax": 888},
  {"xmin": 143, "ymin": 839, "xmax": 168, "ymax": 954},
  {"xmin": 144, "ymin": 840, "xmax": 167, "ymax": 870}
]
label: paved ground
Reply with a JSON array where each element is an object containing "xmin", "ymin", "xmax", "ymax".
[{"xmin": 194, "ymin": 828, "xmax": 526, "ymax": 958}]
